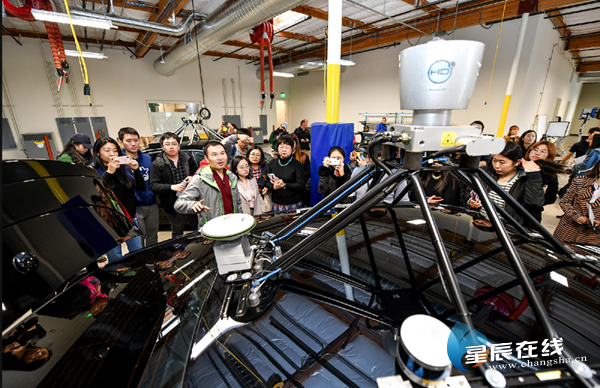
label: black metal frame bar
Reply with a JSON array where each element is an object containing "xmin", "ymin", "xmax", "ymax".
[
  {"xmin": 468, "ymin": 171, "xmax": 597, "ymax": 388},
  {"xmin": 269, "ymin": 317, "xmax": 362, "ymax": 388},
  {"xmin": 272, "ymin": 163, "xmax": 376, "ymax": 242},
  {"xmin": 358, "ymin": 216, "xmax": 382, "ymax": 290},
  {"xmin": 266, "ymin": 168, "xmax": 407, "ymax": 272},
  {"xmin": 295, "ymin": 260, "xmax": 376, "ymax": 293},
  {"xmin": 279, "ymin": 279, "xmax": 395, "ymax": 326},
  {"xmin": 555, "ymin": 20, "xmax": 600, "ymax": 29},
  {"xmin": 237, "ymin": 331, "xmax": 305, "ymax": 388},
  {"xmin": 476, "ymin": 170, "xmax": 574, "ymax": 258},
  {"xmin": 388, "ymin": 210, "xmax": 418, "ymax": 289}
]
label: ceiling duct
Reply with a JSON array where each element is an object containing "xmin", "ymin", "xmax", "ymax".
[
  {"xmin": 578, "ymin": 72, "xmax": 600, "ymax": 83},
  {"xmin": 70, "ymin": 8, "xmax": 205, "ymax": 35},
  {"xmin": 153, "ymin": 0, "xmax": 308, "ymax": 77}
]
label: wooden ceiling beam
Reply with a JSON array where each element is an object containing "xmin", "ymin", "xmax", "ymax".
[
  {"xmin": 1, "ymin": 27, "xmax": 166, "ymax": 50},
  {"xmin": 84, "ymin": 0, "xmax": 160, "ymax": 15},
  {"xmin": 133, "ymin": 0, "xmax": 190, "ymax": 58},
  {"xmin": 288, "ymin": 0, "xmax": 594, "ymax": 63},
  {"xmin": 276, "ymin": 30, "xmax": 320, "ymax": 42},
  {"xmin": 221, "ymin": 39, "xmax": 294, "ymax": 53},
  {"xmin": 565, "ymin": 34, "xmax": 600, "ymax": 51},
  {"xmin": 577, "ymin": 61, "xmax": 600, "ymax": 72},
  {"xmin": 2, "ymin": 27, "xmax": 258, "ymax": 60},
  {"xmin": 292, "ymin": 5, "xmax": 377, "ymax": 33},
  {"xmin": 399, "ymin": 0, "xmax": 440, "ymax": 16}
]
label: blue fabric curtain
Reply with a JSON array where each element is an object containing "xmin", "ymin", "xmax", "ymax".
[{"xmin": 309, "ymin": 122, "xmax": 354, "ymax": 206}]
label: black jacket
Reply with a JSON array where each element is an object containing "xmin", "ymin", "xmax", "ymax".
[
  {"xmin": 528, "ymin": 171, "xmax": 559, "ymax": 221},
  {"xmin": 101, "ymin": 168, "xmax": 145, "ymax": 218},
  {"xmin": 483, "ymin": 167, "xmax": 545, "ymax": 225},
  {"xmin": 318, "ymin": 165, "xmax": 351, "ymax": 197},
  {"xmin": 149, "ymin": 151, "xmax": 198, "ymax": 214},
  {"xmin": 265, "ymin": 157, "xmax": 305, "ymax": 205}
]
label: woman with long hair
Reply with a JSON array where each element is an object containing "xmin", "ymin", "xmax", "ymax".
[
  {"xmin": 517, "ymin": 130, "xmax": 537, "ymax": 155},
  {"xmin": 468, "ymin": 142, "xmax": 544, "ymax": 225},
  {"xmin": 504, "ymin": 125, "xmax": 520, "ymax": 142},
  {"xmin": 93, "ymin": 137, "xmax": 145, "ymax": 262},
  {"xmin": 57, "ymin": 133, "xmax": 93, "ymax": 166},
  {"xmin": 231, "ymin": 155, "xmax": 271, "ymax": 215},
  {"xmin": 291, "ymin": 133, "xmax": 311, "ymax": 205},
  {"xmin": 575, "ymin": 135, "xmax": 600, "ymax": 172},
  {"xmin": 246, "ymin": 145, "xmax": 268, "ymax": 190},
  {"xmin": 554, "ymin": 160, "xmax": 600, "ymax": 247},
  {"xmin": 524, "ymin": 140, "xmax": 566, "ymax": 221},
  {"xmin": 416, "ymin": 160, "xmax": 463, "ymax": 206},
  {"xmin": 318, "ymin": 146, "xmax": 352, "ymax": 202}
]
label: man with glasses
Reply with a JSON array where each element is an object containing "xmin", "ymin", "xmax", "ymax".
[
  {"xmin": 175, "ymin": 141, "xmax": 242, "ymax": 226},
  {"xmin": 149, "ymin": 132, "xmax": 199, "ymax": 238}
]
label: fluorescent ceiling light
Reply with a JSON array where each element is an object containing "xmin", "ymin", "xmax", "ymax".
[
  {"xmin": 274, "ymin": 11, "xmax": 309, "ymax": 32},
  {"xmin": 65, "ymin": 50, "xmax": 108, "ymax": 59},
  {"xmin": 550, "ymin": 271, "xmax": 569, "ymax": 288},
  {"xmin": 339, "ymin": 59, "xmax": 355, "ymax": 66},
  {"xmin": 31, "ymin": 9, "xmax": 114, "ymax": 30},
  {"xmin": 407, "ymin": 219, "xmax": 426, "ymax": 225},
  {"xmin": 272, "ymin": 71, "xmax": 294, "ymax": 78}
]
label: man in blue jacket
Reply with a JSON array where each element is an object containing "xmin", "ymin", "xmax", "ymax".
[
  {"xmin": 376, "ymin": 117, "xmax": 387, "ymax": 132},
  {"xmin": 119, "ymin": 127, "xmax": 158, "ymax": 246}
]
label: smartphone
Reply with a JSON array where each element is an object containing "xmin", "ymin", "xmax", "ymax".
[
  {"xmin": 470, "ymin": 190, "xmax": 480, "ymax": 203},
  {"xmin": 329, "ymin": 158, "xmax": 340, "ymax": 166},
  {"xmin": 267, "ymin": 173, "xmax": 277, "ymax": 180},
  {"xmin": 114, "ymin": 155, "xmax": 130, "ymax": 165}
]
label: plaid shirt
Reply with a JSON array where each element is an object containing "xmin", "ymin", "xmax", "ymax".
[
  {"xmin": 168, "ymin": 154, "xmax": 187, "ymax": 184},
  {"xmin": 249, "ymin": 166, "xmax": 262, "ymax": 180}
]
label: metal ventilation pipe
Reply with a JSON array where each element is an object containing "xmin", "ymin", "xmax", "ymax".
[
  {"xmin": 70, "ymin": 8, "xmax": 206, "ymax": 35},
  {"xmin": 154, "ymin": 0, "xmax": 308, "ymax": 77}
]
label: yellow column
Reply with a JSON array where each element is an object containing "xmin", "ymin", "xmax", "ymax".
[
  {"xmin": 496, "ymin": 95, "xmax": 512, "ymax": 137},
  {"xmin": 326, "ymin": 64, "xmax": 341, "ymax": 123}
]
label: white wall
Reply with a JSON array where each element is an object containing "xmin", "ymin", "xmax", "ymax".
[
  {"xmin": 513, "ymin": 16, "xmax": 581, "ymax": 136},
  {"xmin": 2, "ymin": 37, "xmax": 289, "ymax": 159},
  {"xmin": 287, "ymin": 14, "xmax": 581, "ymax": 138},
  {"xmin": 568, "ymin": 83, "xmax": 600, "ymax": 135}
]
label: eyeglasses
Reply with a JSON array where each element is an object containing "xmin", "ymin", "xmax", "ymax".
[
  {"xmin": 278, "ymin": 145, "xmax": 292, "ymax": 150},
  {"xmin": 532, "ymin": 148, "xmax": 548, "ymax": 154},
  {"xmin": 249, "ymin": 153, "xmax": 261, "ymax": 158},
  {"xmin": 237, "ymin": 165, "xmax": 249, "ymax": 170}
]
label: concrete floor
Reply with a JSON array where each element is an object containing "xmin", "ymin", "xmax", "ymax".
[{"xmin": 156, "ymin": 136, "xmax": 577, "ymax": 243}]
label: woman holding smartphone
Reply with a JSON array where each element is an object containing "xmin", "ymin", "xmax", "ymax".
[
  {"xmin": 318, "ymin": 146, "xmax": 351, "ymax": 200},
  {"xmin": 468, "ymin": 142, "xmax": 544, "ymax": 226},
  {"xmin": 264, "ymin": 135, "xmax": 305, "ymax": 212},
  {"xmin": 93, "ymin": 138, "xmax": 145, "ymax": 262}
]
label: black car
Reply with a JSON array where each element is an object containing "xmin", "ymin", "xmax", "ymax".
[{"xmin": 3, "ymin": 159, "xmax": 600, "ymax": 388}]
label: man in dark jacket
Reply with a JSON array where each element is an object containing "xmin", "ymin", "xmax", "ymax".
[
  {"xmin": 293, "ymin": 119, "xmax": 311, "ymax": 151},
  {"xmin": 149, "ymin": 132, "xmax": 199, "ymax": 238},
  {"xmin": 118, "ymin": 127, "xmax": 158, "ymax": 246}
]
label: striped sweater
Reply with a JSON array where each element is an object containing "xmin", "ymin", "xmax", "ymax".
[{"xmin": 553, "ymin": 176, "xmax": 600, "ymax": 246}]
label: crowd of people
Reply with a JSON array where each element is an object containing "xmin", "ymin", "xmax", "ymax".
[{"xmin": 55, "ymin": 118, "xmax": 600, "ymax": 254}]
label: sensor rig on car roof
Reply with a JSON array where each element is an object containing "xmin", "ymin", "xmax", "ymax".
[
  {"xmin": 202, "ymin": 38, "xmax": 600, "ymax": 388},
  {"xmin": 170, "ymin": 103, "xmax": 221, "ymax": 145}
]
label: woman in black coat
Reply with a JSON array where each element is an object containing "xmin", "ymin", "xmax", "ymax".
[
  {"xmin": 318, "ymin": 147, "xmax": 351, "ymax": 202},
  {"xmin": 468, "ymin": 142, "xmax": 545, "ymax": 226}
]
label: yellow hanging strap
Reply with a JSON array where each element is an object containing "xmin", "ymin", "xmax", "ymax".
[
  {"xmin": 484, "ymin": 0, "xmax": 508, "ymax": 105},
  {"xmin": 63, "ymin": 0, "xmax": 92, "ymax": 106}
]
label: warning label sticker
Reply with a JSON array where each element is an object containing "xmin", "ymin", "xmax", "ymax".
[{"xmin": 441, "ymin": 132, "xmax": 456, "ymax": 147}]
